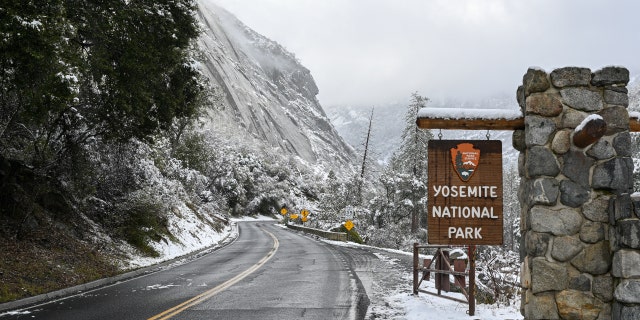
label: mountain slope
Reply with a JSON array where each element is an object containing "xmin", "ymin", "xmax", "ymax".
[
  {"xmin": 325, "ymin": 103, "xmax": 406, "ymax": 165},
  {"xmin": 196, "ymin": 1, "xmax": 356, "ymax": 169},
  {"xmin": 326, "ymin": 97, "xmax": 520, "ymax": 166}
]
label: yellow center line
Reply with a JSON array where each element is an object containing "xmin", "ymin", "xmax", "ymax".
[{"xmin": 147, "ymin": 228, "xmax": 279, "ymax": 320}]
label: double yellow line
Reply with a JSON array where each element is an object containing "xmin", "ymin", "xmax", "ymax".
[{"xmin": 148, "ymin": 229, "xmax": 279, "ymax": 320}]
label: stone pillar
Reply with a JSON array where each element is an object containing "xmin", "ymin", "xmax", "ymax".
[{"xmin": 515, "ymin": 66, "xmax": 635, "ymax": 320}]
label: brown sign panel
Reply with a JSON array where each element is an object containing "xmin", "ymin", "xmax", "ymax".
[{"xmin": 427, "ymin": 140, "xmax": 503, "ymax": 245}]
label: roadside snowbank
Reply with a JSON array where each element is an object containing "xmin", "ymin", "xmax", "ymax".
[
  {"xmin": 323, "ymin": 238, "xmax": 521, "ymax": 319},
  {"xmin": 123, "ymin": 215, "xmax": 278, "ymax": 269}
]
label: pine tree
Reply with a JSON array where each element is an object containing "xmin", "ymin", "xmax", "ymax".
[{"xmin": 390, "ymin": 92, "xmax": 433, "ymax": 233}]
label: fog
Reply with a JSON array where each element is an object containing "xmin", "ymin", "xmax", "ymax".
[{"xmin": 211, "ymin": 0, "xmax": 640, "ymax": 107}]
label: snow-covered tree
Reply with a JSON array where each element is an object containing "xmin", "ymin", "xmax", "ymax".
[
  {"xmin": 503, "ymin": 164, "xmax": 520, "ymax": 251},
  {"xmin": 1, "ymin": 0, "xmax": 205, "ymax": 173},
  {"xmin": 631, "ymin": 133, "xmax": 640, "ymax": 191},
  {"xmin": 389, "ymin": 92, "xmax": 433, "ymax": 233},
  {"xmin": 356, "ymin": 93, "xmax": 433, "ymax": 250}
]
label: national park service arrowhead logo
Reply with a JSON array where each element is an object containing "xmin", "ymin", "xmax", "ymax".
[{"xmin": 450, "ymin": 143, "xmax": 480, "ymax": 182}]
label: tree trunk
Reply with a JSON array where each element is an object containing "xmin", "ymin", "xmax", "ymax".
[{"xmin": 357, "ymin": 108, "xmax": 374, "ymax": 204}]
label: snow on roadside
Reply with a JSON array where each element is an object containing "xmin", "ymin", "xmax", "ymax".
[
  {"xmin": 401, "ymin": 279, "xmax": 521, "ymax": 320},
  {"xmin": 122, "ymin": 204, "xmax": 236, "ymax": 269},
  {"xmin": 324, "ymin": 239, "xmax": 521, "ymax": 320},
  {"xmin": 121, "ymin": 215, "xmax": 277, "ymax": 270},
  {"xmin": 230, "ymin": 215, "xmax": 277, "ymax": 222}
]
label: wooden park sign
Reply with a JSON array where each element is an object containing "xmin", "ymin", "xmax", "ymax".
[{"xmin": 427, "ymin": 140, "xmax": 503, "ymax": 245}]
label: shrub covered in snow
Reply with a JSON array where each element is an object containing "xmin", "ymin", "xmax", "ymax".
[{"xmin": 475, "ymin": 246, "xmax": 521, "ymax": 306}]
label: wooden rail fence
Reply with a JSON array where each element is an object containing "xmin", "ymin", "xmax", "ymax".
[{"xmin": 413, "ymin": 243, "xmax": 477, "ymax": 316}]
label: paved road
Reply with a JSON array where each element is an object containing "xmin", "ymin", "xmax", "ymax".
[{"xmin": 1, "ymin": 222, "xmax": 368, "ymax": 320}]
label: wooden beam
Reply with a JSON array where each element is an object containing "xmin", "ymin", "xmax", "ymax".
[
  {"xmin": 417, "ymin": 114, "xmax": 640, "ymax": 132},
  {"xmin": 416, "ymin": 117, "xmax": 525, "ymax": 130},
  {"xmin": 573, "ymin": 116, "xmax": 607, "ymax": 148},
  {"xmin": 631, "ymin": 114, "xmax": 640, "ymax": 132}
]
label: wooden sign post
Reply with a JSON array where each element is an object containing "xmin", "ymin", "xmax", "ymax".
[{"xmin": 427, "ymin": 140, "xmax": 503, "ymax": 245}]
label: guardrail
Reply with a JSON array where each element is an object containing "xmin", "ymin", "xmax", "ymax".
[{"xmin": 285, "ymin": 224, "xmax": 347, "ymax": 241}]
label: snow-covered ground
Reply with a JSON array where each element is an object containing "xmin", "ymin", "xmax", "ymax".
[
  {"xmin": 402, "ymin": 293, "xmax": 520, "ymax": 320},
  {"xmin": 323, "ymin": 239, "xmax": 522, "ymax": 320},
  {"xmin": 122, "ymin": 215, "xmax": 279, "ymax": 270},
  {"xmin": 120, "ymin": 206, "xmax": 237, "ymax": 269}
]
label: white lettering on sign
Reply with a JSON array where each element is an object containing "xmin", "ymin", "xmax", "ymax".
[
  {"xmin": 448, "ymin": 227, "xmax": 483, "ymax": 239},
  {"xmin": 431, "ymin": 206, "xmax": 499, "ymax": 219},
  {"xmin": 432, "ymin": 185, "xmax": 498, "ymax": 198}
]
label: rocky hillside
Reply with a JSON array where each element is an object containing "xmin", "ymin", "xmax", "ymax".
[{"xmin": 196, "ymin": 1, "xmax": 356, "ymax": 169}]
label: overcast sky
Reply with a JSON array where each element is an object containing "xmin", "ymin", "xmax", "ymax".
[{"xmin": 212, "ymin": 0, "xmax": 640, "ymax": 108}]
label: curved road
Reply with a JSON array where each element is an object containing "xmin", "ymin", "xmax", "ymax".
[{"xmin": 1, "ymin": 222, "xmax": 368, "ymax": 319}]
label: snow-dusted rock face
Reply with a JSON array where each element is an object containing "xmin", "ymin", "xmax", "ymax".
[{"xmin": 195, "ymin": 1, "xmax": 356, "ymax": 168}]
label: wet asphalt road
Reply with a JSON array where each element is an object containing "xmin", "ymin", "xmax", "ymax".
[{"xmin": 1, "ymin": 221, "xmax": 368, "ymax": 320}]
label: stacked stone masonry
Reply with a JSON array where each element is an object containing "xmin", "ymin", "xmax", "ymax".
[{"xmin": 515, "ymin": 66, "xmax": 639, "ymax": 320}]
